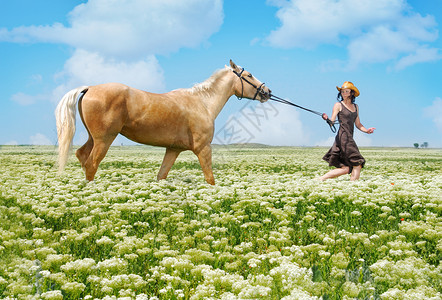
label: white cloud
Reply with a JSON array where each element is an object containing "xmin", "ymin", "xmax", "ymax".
[
  {"xmin": 72, "ymin": 127, "xmax": 89, "ymax": 146},
  {"xmin": 11, "ymin": 93, "xmax": 47, "ymax": 106},
  {"xmin": 30, "ymin": 74, "xmax": 43, "ymax": 84},
  {"xmin": 348, "ymin": 25, "xmax": 416, "ymax": 66},
  {"xmin": 5, "ymin": 140, "xmax": 18, "ymax": 146},
  {"xmin": 1, "ymin": 0, "xmax": 223, "ymax": 59},
  {"xmin": 248, "ymin": 110, "xmax": 309, "ymax": 146},
  {"xmin": 424, "ymin": 97, "xmax": 442, "ymax": 133},
  {"xmin": 266, "ymin": 0, "xmax": 403, "ymax": 48},
  {"xmin": 51, "ymin": 49, "xmax": 165, "ymax": 103},
  {"xmin": 2, "ymin": 0, "xmax": 224, "ymax": 104},
  {"xmin": 394, "ymin": 46, "xmax": 442, "ymax": 71},
  {"xmin": 214, "ymin": 101, "xmax": 309, "ymax": 146},
  {"xmin": 266, "ymin": 0, "xmax": 440, "ymax": 69},
  {"xmin": 347, "ymin": 14, "xmax": 438, "ymax": 69},
  {"xmin": 315, "ymin": 136, "xmax": 335, "ymax": 147},
  {"xmin": 30, "ymin": 133, "xmax": 52, "ymax": 145},
  {"xmin": 353, "ymin": 130, "xmax": 373, "ymax": 147}
]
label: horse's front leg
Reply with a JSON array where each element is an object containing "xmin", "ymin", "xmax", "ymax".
[
  {"xmin": 195, "ymin": 144, "xmax": 215, "ymax": 185},
  {"xmin": 157, "ymin": 148, "xmax": 181, "ymax": 181}
]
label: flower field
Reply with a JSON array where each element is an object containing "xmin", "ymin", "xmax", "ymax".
[{"xmin": 0, "ymin": 145, "xmax": 441, "ymax": 299}]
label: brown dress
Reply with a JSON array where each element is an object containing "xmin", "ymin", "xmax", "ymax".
[{"xmin": 322, "ymin": 102, "xmax": 365, "ymax": 173}]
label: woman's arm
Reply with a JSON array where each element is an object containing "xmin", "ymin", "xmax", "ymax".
[
  {"xmin": 355, "ymin": 108, "xmax": 375, "ymax": 134},
  {"xmin": 322, "ymin": 102, "xmax": 341, "ymax": 122}
]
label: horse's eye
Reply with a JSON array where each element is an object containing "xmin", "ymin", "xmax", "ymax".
[{"xmin": 247, "ymin": 74, "xmax": 253, "ymax": 78}]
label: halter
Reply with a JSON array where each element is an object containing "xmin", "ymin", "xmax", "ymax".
[{"xmin": 233, "ymin": 68, "xmax": 268, "ymax": 100}]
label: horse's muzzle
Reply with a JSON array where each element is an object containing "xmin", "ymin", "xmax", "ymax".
[{"xmin": 258, "ymin": 87, "xmax": 272, "ymax": 103}]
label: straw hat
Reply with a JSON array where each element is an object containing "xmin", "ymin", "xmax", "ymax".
[{"xmin": 336, "ymin": 81, "xmax": 360, "ymax": 97}]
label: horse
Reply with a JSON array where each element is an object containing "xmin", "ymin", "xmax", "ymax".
[{"xmin": 55, "ymin": 60, "xmax": 271, "ymax": 185}]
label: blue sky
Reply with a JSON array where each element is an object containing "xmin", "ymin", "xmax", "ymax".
[{"xmin": 1, "ymin": 0, "xmax": 441, "ymax": 148}]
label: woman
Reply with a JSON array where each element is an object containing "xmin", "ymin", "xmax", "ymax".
[{"xmin": 319, "ymin": 81, "xmax": 375, "ymax": 181}]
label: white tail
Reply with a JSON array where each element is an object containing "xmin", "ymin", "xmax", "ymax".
[{"xmin": 55, "ymin": 86, "xmax": 88, "ymax": 173}]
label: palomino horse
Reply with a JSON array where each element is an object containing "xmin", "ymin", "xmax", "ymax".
[{"xmin": 55, "ymin": 60, "xmax": 271, "ymax": 184}]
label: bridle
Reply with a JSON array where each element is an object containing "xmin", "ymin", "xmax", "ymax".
[
  {"xmin": 232, "ymin": 68, "xmax": 338, "ymax": 133},
  {"xmin": 232, "ymin": 68, "xmax": 269, "ymax": 100}
]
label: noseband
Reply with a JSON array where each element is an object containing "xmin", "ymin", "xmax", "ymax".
[{"xmin": 233, "ymin": 68, "xmax": 268, "ymax": 100}]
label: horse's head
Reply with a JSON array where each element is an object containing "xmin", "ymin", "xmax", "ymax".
[{"xmin": 229, "ymin": 60, "xmax": 271, "ymax": 103}]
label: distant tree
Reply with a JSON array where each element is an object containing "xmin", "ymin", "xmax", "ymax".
[
  {"xmin": 422, "ymin": 142, "xmax": 428, "ymax": 148},
  {"xmin": 414, "ymin": 143, "xmax": 419, "ymax": 149}
]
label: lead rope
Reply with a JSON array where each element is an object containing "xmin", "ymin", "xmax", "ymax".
[
  {"xmin": 231, "ymin": 68, "xmax": 337, "ymax": 133},
  {"xmin": 268, "ymin": 94, "xmax": 338, "ymax": 133}
]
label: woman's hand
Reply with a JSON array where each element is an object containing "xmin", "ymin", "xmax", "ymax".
[
  {"xmin": 322, "ymin": 113, "xmax": 328, "ymax": 120},
  {"xmin": 366, "ymin": 127, "xmax": 375, "ymax": 134}
]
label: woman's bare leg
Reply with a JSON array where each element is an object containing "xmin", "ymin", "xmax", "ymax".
[
  {"xmin": 318, "ymin": 166, "xmax": 350, "ymax": 181},
  {"xmin": 350, "ymin": 165, "xmax": 362, "ymax": 181}
]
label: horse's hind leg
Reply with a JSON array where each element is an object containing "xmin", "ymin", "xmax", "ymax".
[
  {"xmin": 195, "ymin": 144, "xmax": 215, "ymax": 185},
  {"xmin": 76, "ymin": 136, "xmax": 94, "ymax": 171},
  {"xmin": 84, "ymin": 137, "xmax": 116, "ymax": 181},
  {"xmin": 157, "ymin": 148, "xmax": 181, "ymax": 181}
]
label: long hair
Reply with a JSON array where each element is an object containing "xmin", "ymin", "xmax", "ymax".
[
  {"xmin": 337, "ymin": 90, "xmax": 356, "ymax": 104},
  {"xmin": 55, "ymin": 86, "xmax": 88, "ymax": 172}
]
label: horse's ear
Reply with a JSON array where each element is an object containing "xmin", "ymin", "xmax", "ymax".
[{"xmin": 230, "ymin": 59, "xmax": 238, "ymax": 70}]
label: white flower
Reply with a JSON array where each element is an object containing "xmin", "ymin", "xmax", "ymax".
[
  {"xmin": 342, "ymin": 281, "xmax": 361, "ymax": 298},
  {"xmin": 351, "ymin": 210, "xmax": 362, "ymax": 216},
  {"xmin": 61, "ymin": 281, "xmax": 86, "ymax": 293},
  {"xmin": 247, "ymin": 258, "xmax": 261, "ymax": 268},
  {"xmin": 41, "ymin": 290, "xmax": 63, "ymax": 300},
  {"xmin": 97, "ymin": 258, "xmax": 128, "ymax": 274},
  {"xmin": 61, "ymin": 258, "xmax": 96, "ymax": 273},
  {"xmin": 96, "ymin": 236, "xmax": 114, "ymax": 245}
]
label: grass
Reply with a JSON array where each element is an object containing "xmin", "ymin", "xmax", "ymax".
[{"xmin": 0, "ymin": 145, "xmax": 441, "ymax": 299}]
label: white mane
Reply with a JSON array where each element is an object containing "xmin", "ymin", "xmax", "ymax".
[{"xmin": 188, "ymin": 66, "xmax": 232, "ymax": 97}]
